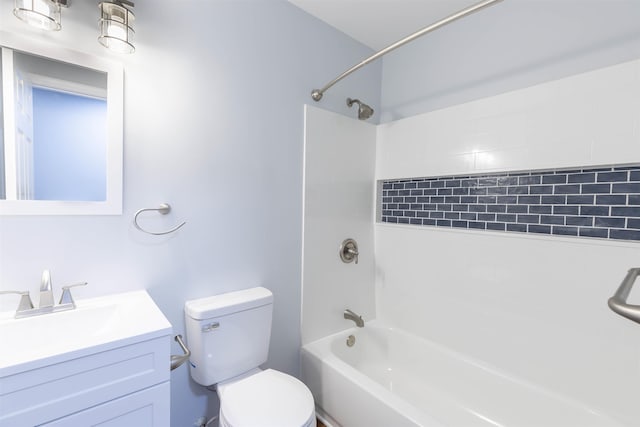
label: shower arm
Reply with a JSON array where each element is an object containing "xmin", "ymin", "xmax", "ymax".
[{"xmin": 310, "ymin": 0, "xmax": 504, "ymax": 102}]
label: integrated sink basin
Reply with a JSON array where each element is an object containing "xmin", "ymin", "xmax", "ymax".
[{"xmin": 0, "ymin": 290, "xmax": 172, "ymax": 376}]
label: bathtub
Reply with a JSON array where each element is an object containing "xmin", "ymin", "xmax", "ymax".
[{"xmin": 301, "ymin": 321, "xmax": 623, "ymax": 427}]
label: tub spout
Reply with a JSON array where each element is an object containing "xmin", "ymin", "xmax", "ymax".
[{"xmin": 344, "ymin": 309, "xmax": 364, "ymax": 327}]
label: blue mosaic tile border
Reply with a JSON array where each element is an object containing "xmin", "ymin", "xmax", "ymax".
[{"xmin": 379, "ymin": 164, "xmax": 640, "ymax": 241}]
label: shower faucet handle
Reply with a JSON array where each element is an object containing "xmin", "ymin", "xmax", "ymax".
[
  {"xmin": 347, "ymin": 246, "xmax": 359, "ymax": 264},
  {"xmin": 339, "ymin": 238, "xmax": 359, "ymax": 265}
]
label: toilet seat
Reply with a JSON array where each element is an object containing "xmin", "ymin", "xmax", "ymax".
[{"xmin": 218, "ymin": 369, "xmax": 315, "ymax": 427}]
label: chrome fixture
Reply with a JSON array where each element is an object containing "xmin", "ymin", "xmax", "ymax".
[
  {"xmin": 13, "ymin": 0, "xmax": 136, "ymax": 53},
  {"xmin": 310, "ymin": 0, "xmax": 503, "ymax": 102},
  {"xmin": 347, "ymin": 98, "xmax": 374, "ymax": 121},
  {"xmin": 346, "ymin": 334, "xmax": 356, "ymax": 347},
  {"xmin": 0, "ymin": 270, "xmax": 87, "ymax": 319},
  {"xmin": 170, "ymin": 334, "xmax": 191, "ymax": 371},
  {"xmin": 13, "ymin": 0, "xmax": 68, "ymax": 31},
  {"xmin": 339, "ymin": 238, "xmax": 359, "ymax": 264},
  {"xmin": 98, "ymin": 0, "xmax": 135, "ymax": 54},
  {"xmin": 59, "ymin": 282, "xmax": 90, "ymax": 306},
  {"xmin": 0, "ymin": 290, "xmax": 34, "ymax": 312},
  {"xmin": 39, "ymin": 269, "xmax": 55, "ymax": 308},
  {"xmin": 133, "ymin": 203, "xmax": 187, "ymax": 236},
  {"xmin": 344, "ymin": 309, "xmax": 364, "ymax": 327},
  {"xmin": 608, "ymin": 267, "xmax": 640, "ymax": 324}
]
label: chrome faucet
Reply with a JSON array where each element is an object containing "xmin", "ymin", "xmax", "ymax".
[
  {"xmin": 344, "ymin": 309, "xmax": 364, "ymax": 327},
  {"xmin": 0, "ymin": 270, "xmax": 87, "ymax": 319}
]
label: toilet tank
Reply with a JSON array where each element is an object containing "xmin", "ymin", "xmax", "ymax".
[{"xmin": 184, "ymin": 287, "xmax": 273, "ymax": 386}]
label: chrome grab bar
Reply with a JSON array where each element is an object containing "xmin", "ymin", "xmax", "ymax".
[
  {"xmin": 170, "ymin": 334, "xmax": 191, "ymax": 371},
  {"xmin": 608, "ymin": 268, "xmax": 640, "ymax": 324}
]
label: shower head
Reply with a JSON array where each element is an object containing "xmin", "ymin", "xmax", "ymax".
[{"xmin": 346, "ymin": 98, "xmax": 374, "ymax": 121}]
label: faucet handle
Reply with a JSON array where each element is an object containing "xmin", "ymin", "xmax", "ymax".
[
  {"xmin": 0, "ymin": 290, "xmax": 35, "ymax": 312},
  {"xmin": 59, "ymin": 282, "xmax": 88, "ymax": 306},
  {"xmin": 339, "ymin": 238, "xmax": 359, "ymax": 265},
  {"xmin": 347, "ymin": 247, "xmax": 359, "ymax": 264}
]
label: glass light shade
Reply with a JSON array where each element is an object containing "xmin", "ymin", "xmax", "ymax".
[
  {"xmin": 98, "ymin": 2, "xmax": 135, "ymax": 54},
  {"xmin": 13, "ymin": 0, "xmax": 61, "ymax": 31}
]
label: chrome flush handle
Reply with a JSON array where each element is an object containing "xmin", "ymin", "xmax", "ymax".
[{"xmin": 170, "ymin": 334, "xmax": 191, "ymax": 371}]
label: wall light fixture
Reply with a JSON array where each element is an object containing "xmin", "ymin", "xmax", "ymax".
[
  {"xmin": 13, "ymin": 0, "xmax": 68, "ymax": 31},
  {"xmin": 98, "ymin": 0, "xmax": 135, "ymax": 54}
]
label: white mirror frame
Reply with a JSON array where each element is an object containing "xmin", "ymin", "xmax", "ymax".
[{"xmin": 0, "ymin": 31, "xmax": 123, "ymax": 215}]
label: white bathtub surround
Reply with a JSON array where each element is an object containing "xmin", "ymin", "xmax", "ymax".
[
  {"xmin": 301, "ymin": 105, "xmax": 377, "ymax": 344},
  {"xmin": 303, "ymin": 56, "xmax": 640, "ymax": 426},
  {"xmin": 302, "ymin": 322, "xmax": 627, "ymax": 427},
  {"xmin": 372, "ymin": 57, "xmax": 640, "ymax": 425}
]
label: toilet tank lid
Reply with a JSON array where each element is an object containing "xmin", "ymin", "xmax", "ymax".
[{"xmin": 185, "ymin": 287, "xmax": 273, "ymax": 320}]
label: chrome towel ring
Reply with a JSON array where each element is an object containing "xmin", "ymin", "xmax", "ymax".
[{"xmin": 133, "ymin": 203, "xmax": 186, "ymax": 235}]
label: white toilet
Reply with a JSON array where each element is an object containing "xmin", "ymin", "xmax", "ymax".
[{"xmin": 184, "ymin": 287, "xmax": 315, "ymax": 427}]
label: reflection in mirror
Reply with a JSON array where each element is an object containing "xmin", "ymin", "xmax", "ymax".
[
  {"xmin": 2, "ymin": 49, "xmax": 108, "ymax": 202},
  {"xmin": 0, "ymin": 31, "xmax": 123, "ymax": 215}
]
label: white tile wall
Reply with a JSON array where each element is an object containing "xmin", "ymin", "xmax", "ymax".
[
  {"xmin": 375, "ymin": 225, "xmax": 640, "ymax": 423},
  {"xmin": 377, "ymin": 59, "xmax": 640, "ymax": 180}
]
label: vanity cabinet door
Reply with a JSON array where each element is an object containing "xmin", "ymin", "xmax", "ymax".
[
  {"xmin": 1, "ymin": 337, "xmax": 170, "ymax": 427},
  {"xmin": 40, "ymin": 382, "xmax": 170, "ymax": 427}
]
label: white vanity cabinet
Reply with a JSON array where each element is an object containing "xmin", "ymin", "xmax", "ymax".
[
  {"xmin": 41, "ymin": 383, "xmax": 170, "ymax": 426},
  {"xmin": 0, "ymin": 291, "xmax": 172, "ymax": 427}
]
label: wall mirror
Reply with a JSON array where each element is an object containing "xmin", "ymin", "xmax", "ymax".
[{"xmin": 0, "ymin": 31, "xmax": 123, "ymax": 215}]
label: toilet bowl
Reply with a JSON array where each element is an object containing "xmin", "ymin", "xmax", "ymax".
[
  {"xmin": 184, "ymin": 287, "xmax": 315, "ymax": 427},
  {"xmin": 217, "ymin": 369, "xmax": 315, "ymax": 427}
]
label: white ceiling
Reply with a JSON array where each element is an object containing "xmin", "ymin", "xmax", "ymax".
[{"xmin": 287, "ymin": 0, "xmax": 481, "ymax": 51}]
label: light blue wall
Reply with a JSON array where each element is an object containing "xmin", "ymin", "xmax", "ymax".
[
  {"xmin": 0, "ymin": 1, "xmax": 380, "ymax": 425},
  {"xmin": 380, "ymin": 0, "xmax": 640, "ymax": 122},
  {"xmin": 0, "ymin": 53, "xmax": 4, "ymax": 200},
  {"xmin": 32, "ymin": 88, "xmax": 107, "ymax": 201}
]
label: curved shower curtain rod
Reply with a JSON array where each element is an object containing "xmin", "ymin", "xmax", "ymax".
[{"xmin": 310, "ymin": 0, "xmax": 504, "ymax": 102}]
